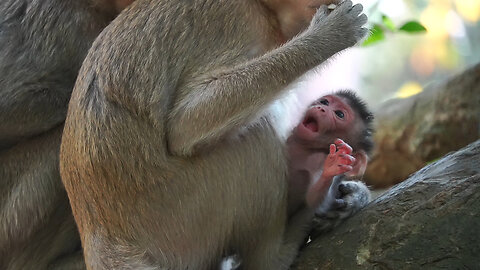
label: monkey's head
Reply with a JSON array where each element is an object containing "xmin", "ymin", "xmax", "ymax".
[{"xmin": 291, "ymin": 90, "xmax": 374, "ymax": 177}]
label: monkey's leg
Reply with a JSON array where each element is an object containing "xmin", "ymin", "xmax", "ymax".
[
  {"xmin": 239, "ymin": 209, "xmax": 314, "ymax": 270},
  {"xmin": 0, "ymin": 126, "xmax": 83, "ymax": 269},
  {"xmin": 168, "ymin": 2, "xmax": 367, "ymax": 156}
]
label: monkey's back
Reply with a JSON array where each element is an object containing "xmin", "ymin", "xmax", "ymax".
[
  {"xmin": 60, "ymin": 0, "xmax": 289, "ymax": 268},
  {"xmin": 0, "ymin": 0, "xmax": 111, "ymax": 147},
  {"xmin": 0, "ymin": 1, "xmax": 125, "ymax": 269}
]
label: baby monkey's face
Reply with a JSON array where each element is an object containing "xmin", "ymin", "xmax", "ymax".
[{"xmin": 292, "ymin": 94, "xmax": 358, "ymax": 150}]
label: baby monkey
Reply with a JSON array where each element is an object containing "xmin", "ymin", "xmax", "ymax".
[
  {"xmin": 224, "ymin": 90, "xmax": 374, "ymax": 269},
  {"xmin": 287, "ymin": 90, "xmax": 374, "ymax": 220}
]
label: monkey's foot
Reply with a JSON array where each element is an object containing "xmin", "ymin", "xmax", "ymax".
[{"xmin": 312, "ymin": 180, "xmax": 371, "ymax": 234}]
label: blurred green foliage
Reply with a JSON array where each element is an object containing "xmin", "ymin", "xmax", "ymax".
[{"xmin": 362, "ymin": 15, "xmax": 427, "ymax": 46}]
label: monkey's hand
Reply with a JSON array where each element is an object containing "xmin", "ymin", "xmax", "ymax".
[
  {"xmin": 306, "ymin": 0, "xmax": 368, "ymax": 56},
  {"xmin": 312, "ymin": 176, "xmax": 371, "ymax": 235},
  {"xmin": 305, "ymin": 139, "xmax": 354, "ymax": 208},
  {"xmin": 322, "ymin": 139, "xmax": 355, "ymax": 179}
]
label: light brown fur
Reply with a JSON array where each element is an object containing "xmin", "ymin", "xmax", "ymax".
[{"xmin": 60, "ymin": 0, "xmax": 367, "ymax": 269}]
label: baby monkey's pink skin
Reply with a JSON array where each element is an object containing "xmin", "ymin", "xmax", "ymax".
[
  {"xmin": 306, "ymin": 138, "xmax": 356, "ymax": 208},
  {"xmin": 287, "ymin": 94, "xmax": 368, "ymax": 215}
]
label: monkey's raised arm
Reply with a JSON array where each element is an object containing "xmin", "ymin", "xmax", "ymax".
[{"xmin": 168, "ymin": 2, "xmax": 367, "ymax": 156}]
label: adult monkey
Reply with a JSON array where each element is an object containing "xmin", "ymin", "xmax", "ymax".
[
  {"xmin": 0, "ymin": 0, "xmax": 134, "ymax": 269},
  {"xmin": 60, "ymin": 0, "xmax": 368, "ymax": 269}
]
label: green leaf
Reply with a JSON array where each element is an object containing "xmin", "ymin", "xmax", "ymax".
[
  {"xmin": 382, "ymin": 14, "xmax": 396, "ymax": 31},
  {"xmin": 362, "ymin": 24, "xmax": 385, "ymax": 46},
  {"xmin": 399, "ymin": 21, "xmax": 427, "ymax": 33}
]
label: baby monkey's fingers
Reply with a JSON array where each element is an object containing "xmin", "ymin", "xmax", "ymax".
[
  {"xmin": 329, "ymin": 143, "xmax": 337, "ymax": 155},
  {"xmin": 337, "ymin": 164, "xmax": 353, "ymax": 174},
  {"xmin": 334, "ymin": 138, "xmax": 353, "ymax": 154},
  {"xmin": 338, "ymin": 154, "xmax": 356, "ymax": 165}
]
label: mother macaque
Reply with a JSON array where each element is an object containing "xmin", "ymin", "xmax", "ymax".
[{"xmin": 60, "ymin": 0, "xmax": 368, "ymax": 269}]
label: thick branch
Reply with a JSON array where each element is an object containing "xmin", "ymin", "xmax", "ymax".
[{"xmin": 293, "ymin": 140, "xmax": 480, "ymax": 269}]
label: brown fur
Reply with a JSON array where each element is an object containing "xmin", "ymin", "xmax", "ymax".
[
  {"xmin": 60, "ymin": 0, "xmax": 367, "ymax": 269},
  {"xmin": 0, "ymin": 0, "xmax": 133, "ymax": 269}
]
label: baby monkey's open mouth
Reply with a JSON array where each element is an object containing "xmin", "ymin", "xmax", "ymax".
[{"xmin": 302, "ymin": 116, "xmax": 319, "ymax": 132}]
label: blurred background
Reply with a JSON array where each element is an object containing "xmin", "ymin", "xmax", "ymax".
[
  {"xmin": 299, "ymin": 0, "xmax": 480, "ymax": 190},
  {"xmin": 304, "ymin": 0, "xmax": 480, "ymax": 108}
]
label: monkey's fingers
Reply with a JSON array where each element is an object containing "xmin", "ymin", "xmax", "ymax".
[
  {"xmin": 336, "ymin": 164, "xmax": 353, "ymax": 174},
  {"xmin": 334, "ymin": 138, "xmax": 345, "ymax": 145},
  {"xmin": 334, "ymin": 139, "xmax": 353, "ymax": 154},
  {"xmin": 309, "ymin": 4, "xmax": 330, "ymax": 25},
  {"xmin": 333, "ymin": 198, "xmax": 348, "ymax": 209},
  {"xmin": 350, "ymin": 2, "xmax": 364, "ymax": 17},
  {"xmin": 329, "ymin": 143, "xmax": 337, "ymax": 155},
  {"xmin": 308, "ymin": 2, "xmax": 329, "ymax": 12},
  {"xmin": 332, "ymin": 0, "xmax": 353, "ymax": 17},
  {"xmin": 340, "ymin": 0, "xmax": 353, "ymax": 10},
  {"xmin": 337, "ymin": 145, "xmax": 353, "ymax": 155},
  {"xmin": 359, "ymin": 27, "xmax": 369, "ymax": 41},
  {"xmin": 338, "ymin": 154, "xmax": 355, "ymax": 165}
]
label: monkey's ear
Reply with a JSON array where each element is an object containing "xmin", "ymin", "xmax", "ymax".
[{"xmin": 345, "ymin": 150, "xmax": 368, "ymax": 178}]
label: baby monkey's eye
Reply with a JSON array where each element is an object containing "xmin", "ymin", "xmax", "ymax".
[
  {"xmin": 335, "ymin": 110, "xmax": 345, "ymax": 119},
  {"xmin": 319, "ymin": 99, "xmax": 329, "ymax": 106}
]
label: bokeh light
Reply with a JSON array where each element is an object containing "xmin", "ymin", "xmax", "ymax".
[
  {"xmin": 454, "ymin": 0, "xmax": 480, "ymax": 23},
  {"xmin": 309, "ymin": 0, "xmax": 480, "ymax": 108},
  {"xmin": 395, "ymin": 81, "xmax": 423, "ymax": 98}
]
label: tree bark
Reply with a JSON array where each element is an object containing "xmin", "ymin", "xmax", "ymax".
[
  {"xmin": 364, "ymin": 63, "xmax": 480, "ymax": 188},
  {"xmin": 293, "ymin": 140, "xmax": 480, "ymax": 270}
]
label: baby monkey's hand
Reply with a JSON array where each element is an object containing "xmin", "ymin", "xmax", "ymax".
[{"xmin": 322, "ymin": 138, "xmax": 355, "ymax": 179}]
